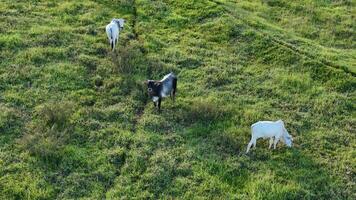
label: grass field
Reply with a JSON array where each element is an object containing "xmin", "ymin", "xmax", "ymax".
[{"xmin": 0, "ymin": 0, "xmax": 355, "ymax": 199}]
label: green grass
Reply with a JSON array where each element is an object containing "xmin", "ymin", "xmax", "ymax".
[{"xmin": 0, "ymin": 0, "xmax": 355, "ymax": 199}]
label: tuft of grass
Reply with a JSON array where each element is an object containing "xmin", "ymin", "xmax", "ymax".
[
  {"xmin": 185, "ymin": 98, "xmax": 230, "ymax": 123},
  {"xmin": 112, "ymin": 40, "xmax": 146, "ymax": 74},
  {"xmin": 18, "ymin": 101, "xmax": 76, "ymax": 164}
]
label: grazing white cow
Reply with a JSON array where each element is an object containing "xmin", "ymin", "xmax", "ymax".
[
  {"xmin": 105, "ymin": 18, "xmax": 125, "ymax": 51},
  {"xmin": 246, "ymin": 120, "xmax": 293, "ymax": 153}
]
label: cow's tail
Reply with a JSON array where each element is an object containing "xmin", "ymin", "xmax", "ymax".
[
  {"xmin": 172, "ymin": 76, "xmax": 177, "ymax": 96},
  {"xmin": 110, "ymin": 28, "xmax": 114, "ymax": 51}
]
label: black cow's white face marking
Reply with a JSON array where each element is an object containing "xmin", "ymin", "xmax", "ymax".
[{"xmin": 152, "ymin": 96, "xmax": 159, "ymax": 102}]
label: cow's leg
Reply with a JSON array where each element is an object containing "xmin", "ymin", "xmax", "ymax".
[
  {"xmin": 269, "ymin": 137, "xmax": 274, "ymax": 149},
  {"xmin": 153, "ymin": 101, "xmax": 157, "ymax": 107},
  {"xmin": 273, "ymin": 137, "xmax": 280, "ymax": 149},
  {"xmin": 158, "ymin": 98, "xmax": 162, "ymax": 112},
  {"xmin": 172, "ymin": 78, "xmax": 177, "ymax": 102},
  {"xmin": 112, "ymin": 39, "xmax": 116, "ymax": 51},
  {"xmin": 170, "ymin": 91, "xmax": 174, "ymax": 101},
  {"xmin": 246, "ymin": 138, "xmax": 256, "ymax": 153},
  {"xmin": 246, "ymin": 141, "xmax": 252, "ymax": 153}
]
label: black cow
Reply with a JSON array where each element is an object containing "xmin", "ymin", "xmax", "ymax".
[{"xmin": 144, "ymin": 72, "xmax": 177, "ymax": 111}]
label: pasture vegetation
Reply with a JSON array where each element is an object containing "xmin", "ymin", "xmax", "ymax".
[{"xmin": 0, "ymin": 0, "xmax": 355, "ymax": 199}]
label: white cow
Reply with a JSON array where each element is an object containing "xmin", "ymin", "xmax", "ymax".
[
  {"xmin": 105, "ymin": 18, "xmax": 125, "ymax": 51},
  {"xmin": 246, "ymin": 120, "xmax": 293, "ymax": 153}
]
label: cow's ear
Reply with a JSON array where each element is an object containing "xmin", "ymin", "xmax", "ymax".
[{"xmin": 143, "ymin": 80, "xmax": 148, "ymax": 85}]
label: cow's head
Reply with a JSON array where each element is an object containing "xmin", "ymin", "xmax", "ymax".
[
  {"xmin": 282, "ymin": 132, "xmax": 293, "ymax": 147},
  {"xmin": 112, "ymin": 19, "xmax": 125, "ymax": 30},
  {"xmin": 118, "ymin": 19, "xmax": 125, "ymax": 30},
  {"xmin": 144, "ymin": 80, "xmax": 161, "ymax": 97}
]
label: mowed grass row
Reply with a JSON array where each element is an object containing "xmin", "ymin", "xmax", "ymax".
[
  {"xmin": 0, "ymin": 0, "xmax": 355, "ymax": 199},
  {"xmin": 217, "ymin": 0, "xmax": 356, "ymax": 74}
]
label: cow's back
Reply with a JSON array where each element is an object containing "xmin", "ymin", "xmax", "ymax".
[
  {"xmin": 160, "ymin": 73, "xmax": 176, "ymax": 97},
  {"xmin": 251, "ymin": 121, "xmax": 284, "ymax": 138},
  {"xmin": 106, "ymin": 22, "xmax": 118, "ymax": 39}
]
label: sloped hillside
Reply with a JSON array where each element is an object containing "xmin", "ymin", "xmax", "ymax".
[{"xmin": 0, "ymin": 0, "xmax": 355, "ymax": 199}]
